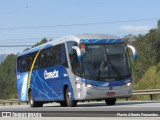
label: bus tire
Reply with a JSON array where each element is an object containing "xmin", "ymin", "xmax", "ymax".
[
  {"xmin": 65, "ymin": 87, "xmax": 77, "ymax": 107},
  {"xmin": 105, "ymin": 98, "xmax": 116, "ymax": 106},
  {"xmin": 29, "ymin": 90, "xmax": 43, "ymax": 107}
]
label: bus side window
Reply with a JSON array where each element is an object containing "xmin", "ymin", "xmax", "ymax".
[
  {"xmin": 46, "ymin": 47, "xmax": 53, "ymax": 67},
  {"xmin": 71, "ymin": 50, "xmax": 80, "ymax": 74},
  {"xmin": 32, "ymin": 52, "xmax": 39, "ymax": 70},
  {"xmin": 21, "ymin": 58, "xmax": 24, "ymax": 72},
  {"xmin": 39, "ymin": 51, "xmax": 44, "ymax": 69},
  {"xmin": 17, "ymin": 57, "xmax": 23, "ymax": 72},
  {"xmin": 24, "ymin": 55, "xmax": 30, "ymax": 72},
  {"xmin": 66, "ymin": 41, "xmax": 80, "ymax": 75},
  {"xmin": 55, "ymin": 45, "xmax": 60, "ymax": 65},
  {"xmin": 29, "ymin": 54, "xmax": 33, "ymax": 71},
  {"xmin": 53, "ymin": 47, "xmax": 56, "ymax": 66},
  {"xmin": 28, "ymin": 53, "xmax": 35, "ymax": 71},
  {"xmin": 47, "ymin": 47, "xmax": 54, "ymax": 67},
  {"xmin": 40, "ymin": 50, "xmax": 47, "ymax": 68},
  {"xmin": 18, "ymin": 56, "xmax": 26, "ymax": 72},
  {"xmin": 60, "ymin": 44, "xmax": 68, "ymax": 68}
]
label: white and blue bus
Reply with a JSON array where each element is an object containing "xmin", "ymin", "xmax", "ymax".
[{"xmin": 16, "ymin": 34, "xmax": 137, "ymax": 107}]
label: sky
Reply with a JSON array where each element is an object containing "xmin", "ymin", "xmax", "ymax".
[{"xmin": 0, "ymin": 0, "xmax": 160, "ymax": 54}]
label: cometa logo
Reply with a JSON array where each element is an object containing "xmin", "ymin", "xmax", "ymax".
[{"xmin": 44, "ymin": 70, "xmax": 59, "ymax": 79}]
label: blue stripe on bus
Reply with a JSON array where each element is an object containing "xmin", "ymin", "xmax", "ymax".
[{"xmin": 80, "ymin": 39, "xmax": 123, "ymax": 44}]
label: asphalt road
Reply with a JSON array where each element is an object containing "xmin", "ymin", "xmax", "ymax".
[
  {"xmin": 1, "ymin": 101, "xmax": 160, "ymax": 111},
  {"xmin": 0, "ymin": 101, "xmax": 160, "ymax": 119}
]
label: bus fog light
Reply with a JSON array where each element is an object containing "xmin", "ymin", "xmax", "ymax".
[{"xmin": 127, "ymin": 82, "xmax": 131, "ymax": 86}]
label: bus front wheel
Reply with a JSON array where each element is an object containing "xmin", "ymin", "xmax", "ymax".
[
  {"xmin": 29, "ymin": 90, "xmax": 43, "ymax": 107},
  {"xmin": 65, "ymin": 87, "xmax": 77, "ymax": 107},
  {"xmin": 105, "ymin": 98, "xmax": 116, "ymax": 106}
]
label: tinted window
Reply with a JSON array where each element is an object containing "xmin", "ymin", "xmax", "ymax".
[
  {"xmin": 60, "ymin": 44, "xmax": 68, "ymax": 67},
  {"xmin": 66, "ymin": 41, "xmax": 81, "ymax": 76},
  {"xmin": 17, "ymin": 43, "xmax": 68, "ymax": 72}
]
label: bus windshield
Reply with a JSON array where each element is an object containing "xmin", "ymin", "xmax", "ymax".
[{"xmin": 81, "ymin": 44, "xmax": 131, "ymax": 81}]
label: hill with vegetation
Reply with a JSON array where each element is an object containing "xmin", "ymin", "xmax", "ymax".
[
  {"xmin": 134, "ymin": 63, "xmax": 160, "ymax": 90},
  {"xmin": 130, "ymin": 20, "xmax": 160, "ymax": 89},
  {"xmin": 132, "ymin": 64, "xmax": 160, "ymax": 100},
  {"xmin": 0, "ymin": 54, "xmax": 16, "ymax": 99}
]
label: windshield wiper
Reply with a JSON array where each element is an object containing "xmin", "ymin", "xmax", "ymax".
[{"xmin": 107, "ymin": 60, "xmax": 122, "ymax": 78}]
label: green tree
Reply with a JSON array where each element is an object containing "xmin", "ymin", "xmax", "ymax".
[
  {"xmin": 123, "ymin": 34, "xmax": 136, "ymax": 44},
  {"xmin": 24, "ymin": 38, "xmax": 48, "ymax": 51},
  {"xmin": 0, "ymin": 54, "xmax": 17, "ymax": 99},
  {"xmin": 131, "ymin": 20, "xmax": 160, "ymax": 82},
  {"xmin": 158, "ymin": 19, "xmax": 160, "ymax": 29},
  {"xmin": 31, "ymin": 38, "xmax": 48, "ymax": 48}
]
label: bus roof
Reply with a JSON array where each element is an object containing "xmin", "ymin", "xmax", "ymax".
[
  {"xmin": 75, "ymin": 34, "xmax": 120, "ymax": 39},
  {"xmin": 17, "ymin": 34, "xmax": 123, "ymax": 57}
]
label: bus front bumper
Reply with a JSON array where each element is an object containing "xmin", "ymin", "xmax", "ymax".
[{"xmin": 75, "ymin": 83, "xmax": 132, "ymax": 100}]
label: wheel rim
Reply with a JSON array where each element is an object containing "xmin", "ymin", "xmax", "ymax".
[{"xmin": 67, "ymin": 91, "xmax": 71, "ymax": 102}]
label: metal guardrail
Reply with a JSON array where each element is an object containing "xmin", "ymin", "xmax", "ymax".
[
  {"xmin": 0, "ymin": 89, "xmax": 160, "ymax": 106},
  {"xmin": 0, "ymin": 99, "xmax": 28, "ymax": 106},
  {"xmin": 133, "ymin": 89, "xmax": 160, "ymax": 100}
]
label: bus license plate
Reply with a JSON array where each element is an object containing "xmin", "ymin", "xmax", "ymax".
[{"xmin": 107, "ymin": 92, "xmax": 115, "ymax": 96}]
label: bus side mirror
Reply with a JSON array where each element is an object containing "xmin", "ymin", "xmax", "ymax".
[
  {"xmin": 127, "ymin": 45, "xmax": 138, "ymax": 61},
  {"xmin": 72, "ymin": 46, "xmax": 82, "ymax": 62}
]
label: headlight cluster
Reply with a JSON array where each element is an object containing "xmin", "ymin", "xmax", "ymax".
[
  {"xmin": 86, "ymin": 84, "xmax": 96, "ymax": 89},
  {"xmin": 126, "ymin": 82, "xmax": 131, "ymax": 86}
]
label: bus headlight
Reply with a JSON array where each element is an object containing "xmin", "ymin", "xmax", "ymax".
[
  {"xmin": 86, "ymin": 84, "xmax": 96, "ymax": 89},
  {"xmin": 126, "ymin": 82, "xmax": 131, "ymax": 86}
]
